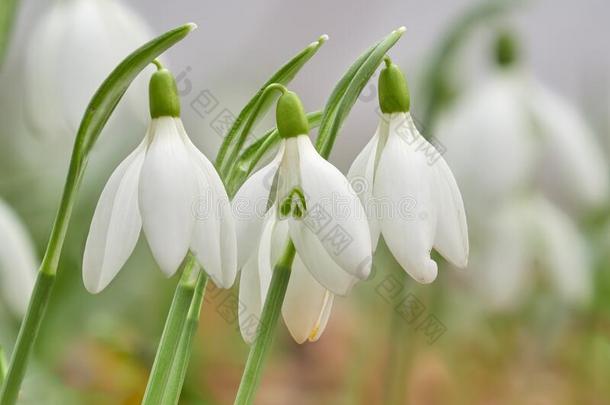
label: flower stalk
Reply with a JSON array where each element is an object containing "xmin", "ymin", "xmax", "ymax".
[
  {"xmin": 160, "ymin": 272, "xmax": 208, "ymax": 405},
  {"xmin": 234, "ymin": 242, "xmax": 296, "ymax": 405},
  {"xmin": 141, "ymin": 255, "xmax": 200, "ymax": 405}
]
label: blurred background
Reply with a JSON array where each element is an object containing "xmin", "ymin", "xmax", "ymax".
[{"xmin": 1, "ymin": 0, "xmax": 609, "ymax": 403}]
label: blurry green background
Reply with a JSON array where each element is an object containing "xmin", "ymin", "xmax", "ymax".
[{"xmin": 1, "ymin": 0, "xmax": 609, "ymax": 404}]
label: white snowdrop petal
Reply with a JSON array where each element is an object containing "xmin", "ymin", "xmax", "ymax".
[
  {"xmin": 238, "ymin": 213, "xmax": 277, "ymax": 344},
  {"xmin": 24, "ymin": 2, "xmax": 66, "ymax": 135},
  {"xmin": 238, "ymin": 254, "xmax": 265, "ymax": 345},
  {"xmin": 295, "ymin": 135, "xmax": 372, "ymax": 279},
  {"xmin": 139, "ymin": 118, "xmax": 197, "ymax": 276},
  {"xmin": 431, "ymin": 156, "xmax": 469, "ymax": 268},
  {"xmin": 83, "ymin": 141, "xmax": 146, "ymax": 293},
  {"xmin": 232, "ymin": 143, "xmax": 284, "ymax": 270},
  {"xmin": 347, "ymin": 126, "xmax": 382, "ymax": 250},
  {"xmin": 288, "ymin": 220, "xmax": 360, "ymax": 295},
  {"xmin": 308, "ymin": 292, "xmax": 334, "ymax": 342},
  {"xmin": 474, "ymin": 202, "xmax": 530, "ymax": 310},
  {"xmin": 531, "ymin": 197, "xmax": 592, "ymax": 305},
  {"xmin": 434, "ymin": 72, "xmax": 536, "ymax": 214},
  {"xmin": 181, "ymin": 123, "xmax": 237, "ymax": 288},
  {"xmin": 374, "ymin": 115, "xmax": 438, "ymax": 284},
  {"xmin": 0, "ymin": 200, "xmax": 38, "ymax": 316},
  {"xmin": 530, "ymin": 83, "xmax": 609, "ymax": 210},
  {"xmin": 282, "ymin": 255, "xmax": 333, "ymax": 344}
]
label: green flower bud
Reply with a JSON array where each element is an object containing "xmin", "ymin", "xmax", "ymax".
[
  {"xmin": 495, "ymin": 31, "xmax": 518, "ymax": 68},
  {"xmin": 149, "ymin": 60, "xmax": 181, "ymax": 118},
  {"xmin": 276, "ymin": 90, "xmax": 309, "ymax": 139},
  {"xmin": 378, "ymin": 56, "xmax": 410, "ymax": 114}
]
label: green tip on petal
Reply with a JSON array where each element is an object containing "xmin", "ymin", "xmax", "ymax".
[
  {"xmin": 149, "ymin": 62, "xmax": 181, "ymax": 118},
  {"xmin": 495, "ymin": 31, "xmax": 518, "ymax": 67},
  {"xmin": 378, "ymin": 55, "xmax": 410, "ymax": 113},
  {"xmin": 276, "ymin": 90, "xmax": 309, "ymax": 139}
]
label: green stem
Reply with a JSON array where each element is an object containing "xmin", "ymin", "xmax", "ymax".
[
  {"xmin": 0, "ymin": 169, "xmax": 80, "ymax": 404},
  {"xmin": 0, "ymin": 0, "xmax": 18, "ymax": 67},
  {"xmin": 383, "ymin": 273, "xmax": 409, "ymax": 405},
  {"xmin": 141, "ymin": 256, "xmax": 199, "ymax": 405},
  {"xmin": 160, "ymin": 273, "xmax": 208, "ymax": 405},
  {"xmin": 0, "ymin": 346, "xmax": 7, "ymax": 384},
  {"xmin": 0, "ymin": 272, "xmax": 55, "ymax": 404},
  {"xmin": 234, "ymin": 242, "xmax": 296, "ymax": 405}
]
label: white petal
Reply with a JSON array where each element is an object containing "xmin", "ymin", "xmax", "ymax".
[
  {"xmin": 293, "ymin": 134, "xmax": 372, "ymax": 279},
  {"xmin": 530, "ymin": 83, "xmax": 609, "ymax": 211},
  {"xmin": 180, "ymin": 122, "xmax": 237, "ymax": 288},
  {"xmin": 282, "ymin": 255, "xmax": 334, "ymax": 344},
  {"xmin": 139, "ymin": 117, "xmax": 197, "ymax": 276},
  {"xmin": 83, "ymin": 141, "xmax": 146, "ymax": 293},
  {"xmin": 374, "ymin": 115, "xmax": 438, "ymax": 283},
  {"xmin": 288, "ymin": 221, "xmax": 360, "ymax": 295},
  {"xmin": 530, "ymin": 197, "xmax": 592, "ymax": 305},
  {"xmin": 0, "ymin": 200, "xmax": 38, "ymax": 316},
  {"xmin": 347, "ymin": 124, "xmax": 382, "ymax": 250},
  {"xmin": 238, "ymin": 213, "xmax": 277, "ymax": 344},
  {"xmin": 472, "ymin": 201, "xmax": 530, "ymax": 310},
  {"xmin": 434, "ymin": 72, "xmax": 536, "ymax": 215},
  {"xmin": 232, "ymin": 143, "xmax": 284, "ymax": 270},
  {"xmin": 431, "ymin": 151, "xmax": 469, "ymax": 268}
]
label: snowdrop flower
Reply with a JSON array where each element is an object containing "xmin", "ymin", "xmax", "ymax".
[
  {"xmin": 0, "ymin": 199, "xmax": 37, "ymax": 316},
  {"xmin": 471, "ymin": 195, "xmax": 591, "ymax": 310},
  {"xmin": 348, "ymin": 57, "xmax": 468, "ymax": 284},
  {"xmin": 233, "ymin": 87, "xmax": 371, "ymax": 343},
  {"xmin": 24, "ymin": 0, "xmax": 153, "ymax": 138},
  {"xmin": 436, "ymin": 33, "xmax": 608, "ymax": 215},
  {"xmin": 83, "ymin": 63, "xmax": 237, "ymax": 293}
]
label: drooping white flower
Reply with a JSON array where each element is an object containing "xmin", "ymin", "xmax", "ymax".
[
  {"xmin": 471, "ymin": 195, "xmax": 591, "ymax": 310},
  {"xmin": 348, "ymin": 58, "xmax": 469, "ymax": 284},
  {"xmin": 83, "ymin": 66, "xmax": 237, "ymax": 293},
  {"xmin": 0, "ymin": 199, "xmax": 37, "ymax": 316},
  {"xmin": 24, "ymin": 0, "xmax": 153, "ymax": 138},
  {"xmin": 233, "ymin": 89, "xmax": 371, "ymax": 344},
  {"xmin": 436, "ymin": 68, "xmax": 609, "ymax": 215}
]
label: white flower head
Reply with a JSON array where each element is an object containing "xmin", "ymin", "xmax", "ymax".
[
  {"xmin": 234, "ymin": 88, "xmax": 372, "ymax": 344},
  {"xmin": 0, "ymin": 199, "xmax": 37, "ymax": 316},
  {"xmin": 348, "ymin": 57, "xmax": 469, "ymax": 284},
  {"xmin": 471, "ymin": 195, "xmax": 591, "ymax": 310},
  {"xmin": 436, "ymin": 42, "xmax": 608, "ymax": 214},
  {"xmin": 83, "ymin": 64, "xmax": 237, "ymax": 293},
  {"xmin": 24, "ymin": 0, "xmax": 153, "ymax": 138}
]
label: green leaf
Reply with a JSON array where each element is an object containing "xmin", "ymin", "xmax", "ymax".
[
  {"xmin": 0, "ymin": 0, "xmax": 18, "ymax": 67},
  {"xmin": 316, "ymin": 28, "xmax": 405, "ymax": 159},
  {"xmin": 215, "ymin": 35, "xmax": 328, "ymax": 175}
]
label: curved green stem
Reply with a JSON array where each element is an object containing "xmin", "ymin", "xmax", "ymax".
[
  {"xmin": 142, "ymin": 256, "xmax": 199, "ymax": 405},
  {"xmin": 234, "ymin": 242, "xmax": 296, "ymax": 405}
]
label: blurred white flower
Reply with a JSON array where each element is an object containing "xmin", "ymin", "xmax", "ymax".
[
  {"xmin": 233, "ymin": 131, "xmax": 371, "ymax": 344},
  {"xmin": 24, "ymin": 0, "xmax": 153, "ymax": 138},
  {"xmin": 471, "ymin": 195, "xmax": 591, "ymax": 310},
  {"xmin": 436, "ymin": 68, "xmax": 609, "ymax": 215},
  {"xmin": 348, "ymin": 112, "xmax": 469, "ymax": 284},
  {"xmin": 0, "ymin": 199, "xmax": 37, "ymax": 316}
]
